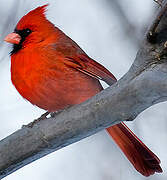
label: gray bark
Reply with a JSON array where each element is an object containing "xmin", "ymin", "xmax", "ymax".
[{"xmin": 1, "ymin": 1, "xmax": 167, "ymax": 179}]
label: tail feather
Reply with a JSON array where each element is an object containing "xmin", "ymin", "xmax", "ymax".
[{"xmin": 106, "ymin": 122, "xmax": 162, "ymax": 176}]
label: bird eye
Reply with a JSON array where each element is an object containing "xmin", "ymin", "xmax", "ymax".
[
  {"xmin": 24, "ymin": 28, "xmax": 32, "ymax": 35},
  {"xmin": 14, "ymin": 28, "xmax": 32, "ymax": 38}
]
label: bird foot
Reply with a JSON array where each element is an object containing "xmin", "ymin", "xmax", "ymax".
[
  {"xmin": 22, "ymin": 111, "xmax": 50, "ymax": 128},
  {"xmin": 22, "ymin": 107, "xmax": 69, "ymax": 128}
]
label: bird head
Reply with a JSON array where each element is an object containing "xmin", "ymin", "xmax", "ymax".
[{"xmin": 4, "ymin": 4, "xmax": 55, "ymax": 54}]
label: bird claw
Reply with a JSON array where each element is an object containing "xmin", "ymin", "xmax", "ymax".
[
  {"xmin": 50, "ymin": 110, "xmax": 63, "ymax": 117},
  {"xmin": 50, "ymin": 105, "xmax": 72, "ymax": 118}
]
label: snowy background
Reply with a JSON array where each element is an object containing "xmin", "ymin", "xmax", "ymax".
[{"xmin": 0, "ymin": 0, "xmax": 166, "ymax": 180}]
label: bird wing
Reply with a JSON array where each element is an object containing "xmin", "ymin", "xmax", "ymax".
[
  {"xmin": 51, "ymin": 37, "xmax": 117, "ymax": 86},
  {"xmin": 64, "ymin": 53, "xmax": 117, "ymax": 86}
]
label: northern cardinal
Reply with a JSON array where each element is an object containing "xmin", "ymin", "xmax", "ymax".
[{"xmin": 4, "ymin": 5, "xmax": 162, "ymax": 176}]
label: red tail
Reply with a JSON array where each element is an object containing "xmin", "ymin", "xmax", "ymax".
[{"xmin": 106, "ymin": 122, "xmax": 162, "ymax": 176}]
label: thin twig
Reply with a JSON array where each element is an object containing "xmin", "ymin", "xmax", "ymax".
[
  {"xmin": 147, "ymin": 1, "xmax": 167, "ymax": 42},
  {"xmin": 154, "ymin": 0, "xmax": 163, "ymax": 7}
]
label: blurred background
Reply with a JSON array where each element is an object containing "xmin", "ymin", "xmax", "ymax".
[{"xmin": 0, "ymin": 0, "xmax": 166, "ymax": 179}]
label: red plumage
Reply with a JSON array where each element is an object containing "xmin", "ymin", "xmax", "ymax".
[{"xmin": 4, "ymin": 5, "xmax": 162, "ymax": 176}]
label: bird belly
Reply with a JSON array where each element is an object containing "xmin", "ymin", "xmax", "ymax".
[{"xmin": 11, "ymin": 63, "xmax": 102, "ymax": 112}]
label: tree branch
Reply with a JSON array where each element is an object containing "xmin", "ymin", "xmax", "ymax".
[{"xmin": 1, "ymin": 1, "xmax": 167, "ymax": 179}]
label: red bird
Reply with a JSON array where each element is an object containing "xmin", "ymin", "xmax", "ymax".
[{"xmin": 4, "ymin": 5, "xmax": 162, "ymax": 176}]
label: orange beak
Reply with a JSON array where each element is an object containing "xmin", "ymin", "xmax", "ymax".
[{"xmin": 4, "ymin": 33, "xmax": 21, "ymax": 44}]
